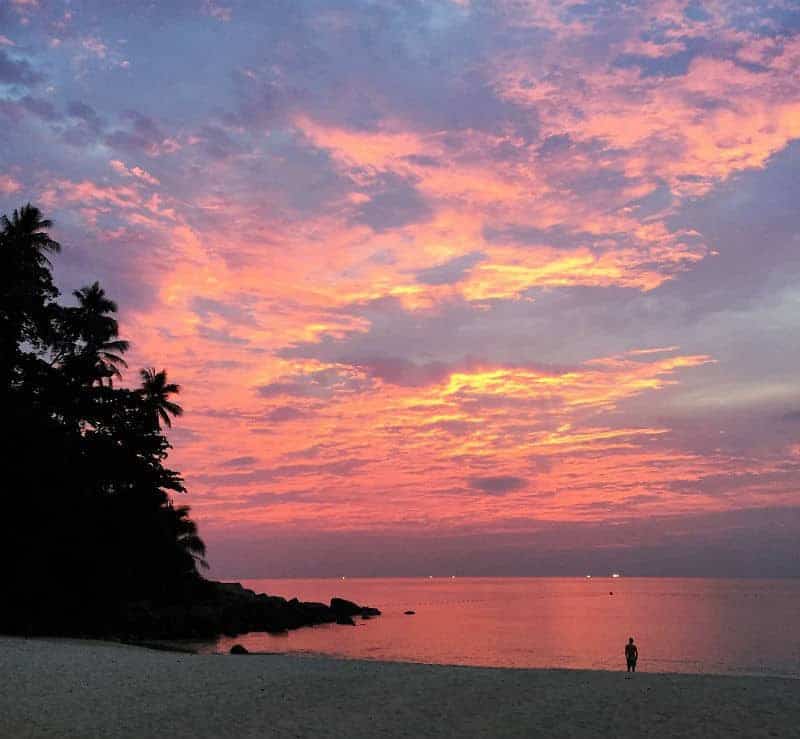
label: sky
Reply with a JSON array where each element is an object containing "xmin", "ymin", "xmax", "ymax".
[{"xmin": 2, "ymin": 0, "xmax": 799, "ymax": 578}]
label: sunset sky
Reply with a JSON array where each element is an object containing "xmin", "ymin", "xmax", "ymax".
[{"xmin": 2, "ymin": 0, "xmax": 800, "ymax": 577}]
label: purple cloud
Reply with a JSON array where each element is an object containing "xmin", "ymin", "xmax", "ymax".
[
  {"xmin": 469, "ymin": 476, "xmax": 528, "ymax": 495},
  {"xmin": 0, "ymin": 49, "xmax": 41, "ymax": 86}
]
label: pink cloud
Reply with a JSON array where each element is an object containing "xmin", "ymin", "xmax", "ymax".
[
  {"xmin": 109, "ymin": 159, "xmax": 160, "ymax": 186},
  {"xmin": 0, "ymin": 174, "xmax": 22, "ymax": 194}
]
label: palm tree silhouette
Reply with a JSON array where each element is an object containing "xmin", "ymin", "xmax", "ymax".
[
  {"xmin": 139, "ymin": 367, "xmax": 184, "ymax": 429},
  {"xmin": 170, "ymin": 504, "xmax": 209, "ymax": 571},
  {"xmin": 73, "ymin": 282, "xmax": 129, "ymax": 384},
  {"xmin": 1, "ymin": 203, "xmax": 61, "ymax": 265},
  {"xmin": 0, "ymin": 203, "xmax": 61, "ymax": 389}
]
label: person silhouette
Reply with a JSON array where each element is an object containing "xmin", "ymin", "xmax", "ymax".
[{"xmin": 625, "ymin": 637, "xmax": 638, "ymax": 675}]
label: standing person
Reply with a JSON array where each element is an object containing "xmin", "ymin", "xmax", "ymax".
[{"xmin": 625, "ymin": 637, "xmax": 638, "ymax": 675}]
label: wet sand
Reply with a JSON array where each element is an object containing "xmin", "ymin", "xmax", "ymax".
[{"xmin": 1, "ymin": 636, "xmax": 797, "ymax": 738}]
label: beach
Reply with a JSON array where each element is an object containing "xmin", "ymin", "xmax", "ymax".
[{"xmin": 1, "ymin": 637, "xmax": 797, "ymax": 738}]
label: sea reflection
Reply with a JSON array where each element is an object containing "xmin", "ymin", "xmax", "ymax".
[{"xmin": 202, "ymin": 578, "xmax": 800, "ymax": 677}]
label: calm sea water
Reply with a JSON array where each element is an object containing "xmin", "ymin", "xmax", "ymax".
[{"xmin": 202, "ymin": 578, "xmax": 800, "ymax": 677}]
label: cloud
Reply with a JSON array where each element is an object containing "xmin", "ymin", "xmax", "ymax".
[
  {"xmin": 0, "ymin": 49, "xmax": 41, "ymax": 85},
  {"xmin": 220, "ymin": 455, "xmax": 258, "ymax": 468},
  {"xmin": 231, "ymin": 490, "xmax": 316, "ymax": 510},
  {"xmin": 81, "ymin": 37, "xmax": 107, "ymax": 59},
  {"xmin": 190, "ymin": 124, "xmax": 245, "ymax": 160},
  {"xmin": 0, "ymin": 174, "xmax": 21, "ymax": 194},
  {"xmin": 351, "ymin": 172, "xmax": 432, "ymax": 232},
  {"xmin": 256, "ymin": 367, "xmax": 373, "ymax": 399},
  {"xmin": 196, "ymin": 324, "xmax": 250, "ymax": 345},
  {"xmin": 189, "ymin": 295, "xmax": 258, "ymax": 326},
  {"xmin": 357, "ymin": 357, "xmax": 454, "ymax": 387},
  {"xmin": 105, "ymin": 111, "xmax": 180, "ymax": 157},
  {"xmin": 58, "ymin": 100, "xmax": 105, "ymax": 146},
  {"xmin": 264, "ymin": 406, "xmax": 308, "ymax": 423},
  {"xmin": 469, "ymin": 475, "xmax": 528, "ymax": 495},
  {"xmin": 415, "ymin": 252, "xmax": 485, "ymax": 285},
  {"xmin": 16, "ymin": 94, "xmax": 59, "ymax": 120},
  {"xmin": 109, "ymin": 159, "xmax": 160, "ymax": 186},
  {"xmin": 193, "ymin": 458, "xmax": 371, "ymax": 488},
  {"xmin": 67, "ymin": 100, "xmax": 102, "ymax": 127}
]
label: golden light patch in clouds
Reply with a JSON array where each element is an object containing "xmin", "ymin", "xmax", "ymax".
[
  {"xmin": 289, "ymin": 115, "xmax": 711, "ymax": 305},
  {"xmin": 164, "ymin": 347, "xmax": 724, "ymax": 532}
]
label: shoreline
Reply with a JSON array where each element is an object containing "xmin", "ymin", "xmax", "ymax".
[
  {"xmin": 213, "ymin": 647, "xmax": 800, "ymax": 682},
  {"xmin": 12, "ymin": 634, "xmax": 800, "ymax": 681},
  {"xmin": 3, "ymin": 637, "xmax": 799, "ymax": 738}
]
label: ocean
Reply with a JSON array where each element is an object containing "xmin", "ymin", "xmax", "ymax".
[{"xmin": 203, "ymin": 577, "xmax": 800, "ymax": 677}]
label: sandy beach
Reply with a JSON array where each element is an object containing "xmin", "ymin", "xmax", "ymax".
[{"xmin": 1, "ymin": 637, "xmax": 797, "ymax": 738}]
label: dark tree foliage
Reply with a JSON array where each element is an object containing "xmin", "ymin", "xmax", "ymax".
[{"xmin": 0, "ymin": 204, "xmax": 207, "ymax": 635}]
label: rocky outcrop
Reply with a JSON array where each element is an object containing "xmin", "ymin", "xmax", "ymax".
[
  {"xmin": 131, "ymin": 581, "xmax": 382, "ymax": 639},
  {"xmin": 1, "ymin": 578, "xmax": 381, "ymax": 641},
  {"xmin": 330, "ymin": 598, "xmax": 383, "ymax": 620}
]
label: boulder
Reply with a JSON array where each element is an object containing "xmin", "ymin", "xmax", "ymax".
[
  {"xmin": 299, "ymin": 601, "xmax": 337, "ymax": 625},
  {"xmin": 330, "ymin": 598, "xmax": 362, "ymax": 617},
  {"xmin": 230, "ymin": 644, "xmax": 249, "ymax": 655},
  {"xmin": 336, "ymin": 614, "xmax": 356, "ymax": 626},
  {"xmin": 328, "ymin": 599, "xmax": 381, "ymax": 619},
  {"xmin": 404, "ymin": 610, "xmax": 416, "ymax": 615}
]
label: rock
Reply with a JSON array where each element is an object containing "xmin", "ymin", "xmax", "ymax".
[
  {"xmin": 331, "ymin": 598, "xmax": 382, "ymax": 621},
  {"xmin": 336, "ymin": 614, "xmax": 356, "ymax": 626},
  {"xmin": 330, "ymin": 597, "xmax": 362, "ymax": 617},
  {"xmin": 229, "ymin": 644, "xmax": 249, "ymax": 655},
  {"xmin": 299, "ymin": 601, "xmax": 337, "ymax": 625},
  {"xmin": 361, "ymin": 614, "xmax": 372, "ymax": 620},
  {"xmin": 404, "ymin": 610, "xmax": 416, "ymax": 615}
]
